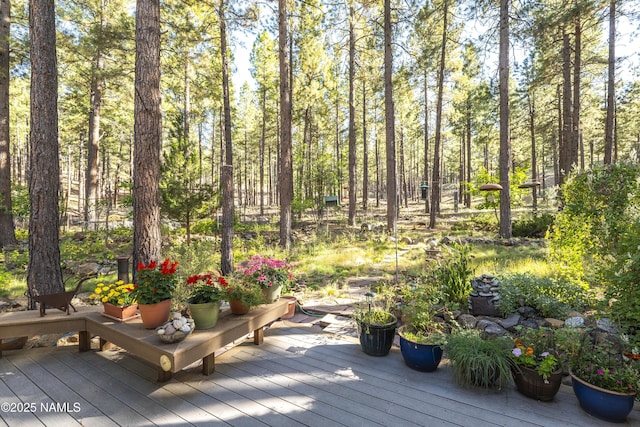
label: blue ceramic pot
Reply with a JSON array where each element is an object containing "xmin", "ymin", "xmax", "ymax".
[
  {"xmin": 571, "ymin": 373, "xmax": 636, "ymax": 423},
  {"xmin": 399, "ymin": 326, "xmax": 443, "ymax": 372}
]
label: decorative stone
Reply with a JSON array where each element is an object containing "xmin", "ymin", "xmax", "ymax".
[
  {"xmin": 545, "ymin": 318, "xmax": 565, "ymax": 329},
  {"xmin": 457, "ymin": 314, "xmax": 478, "ymax": 329},
  {"xmin": 498, "ymin": 313, "xmax": 521, "ymax": 330},
  {"xmin": 596, "ymin": 318, "xmax": 617, "ymax": 334},
  {"xmin": 565, "ymin": 316, "xmax": 584, "ymax": 328}
]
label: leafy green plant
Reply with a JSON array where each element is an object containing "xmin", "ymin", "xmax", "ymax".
[
  {"xmin": 512, "ymin": 213, "xmax": 555, "ymax": 238},
  {"xmin": 498, "ymin": 273, "xmax": 589, "ymax": 318},
  {"xmin": 434, "ymin": 243, "xmax": 473, "ymax": 309},
  {"xmin": 510, "ymin": 326, "xmax": 559, "ymax": 380},
  {"xmin": 446, "ymin": 329, "xmax": 515, "ymax": 390},
  {"xmin": 398, "ymin": 281, "xmax": 446, "ymax": 345},
  {"xmin": 224, "ymin": 278, "xmax": 266, "ymax": 309},
  {"xmin": 571, "ymin": 331, "xmax": 639, "ymax": 394}
]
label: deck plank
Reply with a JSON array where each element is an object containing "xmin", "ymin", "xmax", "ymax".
[{"xmin": 0, "ymin": 323, "xmax": 638, "ymax": 427}]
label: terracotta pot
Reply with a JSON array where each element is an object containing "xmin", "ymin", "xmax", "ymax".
[
  {"xmin": 103, "ymin": 302, "xmax": 138, "ymax": 321},
  {"xmin": 280, "ymin": 296, "xmax": 297, "ymax": 319},
  {"xmin": 138, "ymin": 299, "xmax": 172, "ymax": 329},
  {"xmin": 229, "ymin": 299, "xmax": 250, "ymax": 315},
  {"xmin": 513, "ymin": 365, "xmax": 562, "ymax": 401}
]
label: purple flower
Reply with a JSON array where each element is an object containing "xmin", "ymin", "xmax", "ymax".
[
  {"xmin": 597, "ymin": 369, "xmax": 605, "ymax": 375},
  {"xmin": 512, "ymin": 348, "xmax": 522, "ymax": 357},
  {"xmin": 541, "ymin": 352, "xmax": 549, "ymax": 357}
]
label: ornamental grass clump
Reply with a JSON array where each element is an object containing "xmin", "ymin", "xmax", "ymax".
[
  {"xmin": 132, "ymin": 258, "xmax": 179, "ymax": 304},
  {"xmin": 90, "ymin": 280, "xmax": 136, "ymax": 307},
  {"xmin": 510, "ymin": 327, "xmax": 560, "ymax": 381}
]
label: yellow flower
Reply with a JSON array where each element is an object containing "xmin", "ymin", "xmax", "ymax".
[
  {"xmin": 117, "ymin": 298, "xmax": 124, "ymax": 305},
  {"xmin": 94, "ymin": 286, "xmax": 103, "ymax": 294},
  {"xmin": 101, "ymin": 296, "xmax": 108, "ymax": 303}
]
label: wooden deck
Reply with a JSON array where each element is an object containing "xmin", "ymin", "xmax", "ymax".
[{"xmin": 0, "ymin": 321, "xmax": 638, "ymax": 426}]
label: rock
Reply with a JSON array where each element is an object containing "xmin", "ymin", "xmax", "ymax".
[
  {"xmin": 565, "ymin": 316, "xmax": 584, "ymax": 328},
  {"xmin": 596, "ymin": 318, "xmax": 617, "ymax": 334},
  {"xmin": 517, "ymin": 306, "xmax": 538, "ymax": 318},
  {"xmin": 545, "ymin": 318, "xmax": 565, "ymax": 329},
  {"xmin": 519, "ymin": 319, "xmax": 539, "ymax": 329},
  {"xmin": 76, "ymin": 262, "xmax": 101, "ymax": 276},
  {"xmin": 484, "ymin": 322, "xmax": 508, "ymax": 337},
  {"xmin": 498, "ymin": 313, "xmax": 521, "ymax": 330},
  {"xmin": 401, "ymin": 236, "xmax": 413, "ymax": 245},
  {"xmin": 456, "ymin": 313, "xmax": 478, "ymax": 329}
]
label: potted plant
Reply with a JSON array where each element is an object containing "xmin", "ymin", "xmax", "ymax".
[
  {"xmin": 90, "ymin": 280, "xmax": 138, "ymax": 321},
  {"xmin": 131, "ymin": 258, "xmax": 179, "ymax": 328},
  {"xmin": 236, "ymin": 255, "xmax": 294, "ymax": 303},
  {"xmin": 223, "ymin": 276, "xmax": 265, "ymax": 314},
  {"xmin": 446, "ymin": 329, "xmax": 515, "ymax": 390},
  {"xmin": 352, "ymin": 291, "xmax": 397, "ymax": 357},
  {"xmin": 185, "ymin": 273, "xmax": 227, "ymax": 329},
  {"xmin": 509, "ymin": 327, "xmax": 562, "ymax": 401},
  {"xmin": 397, "ymin": 284, "xmax": 446, "ymax": 372},
  {"xmin": 569, "ymin": 330, "xmax": 639, "ymax": 422}
]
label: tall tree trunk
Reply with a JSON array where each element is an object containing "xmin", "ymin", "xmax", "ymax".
[
  {"xmin": 560, "ymin": 27, "xmax": 573, "ymax": 185},
  {"xmin": 498, "ymin": 0, "xmax": 511, "ymax": 238},
  {"xmin": 528, "ymin": 92, "xmax": 538, "ymax": 212},
  {"xmin": 572, "ymin": 10, "xmax": 581, "ymax": 170},
  {"xmin": 0, "ymin": 0, "xmax": 16, "ymax": 248},
  {"xmin": 348, "ymin": 0, "xmax": 357, "ymax": 226},
  {"xmin": 219, "ymin": 0, "xmax": 234, "ymax": 275},
  {"xmin": 28, "ymin": 0, "xmax": 64, "ymax": 296},
  {"xmin": 133, "ymin": 0, "xmax": 162, "ymax": 273},
  {"xmin": 430, "ymin": 0, "xmax": 447, "ymax": 229},
  {"xmin": 604, "ymin": 0, "xmax": 615, "ymax": 164},
  {"xmin": 278, "ymin": 0, "xmax": 292, "ymax": 250},
  {"xmin": 362, "ymin": 79, "xmax": 368, "ymax": 212},
  {"xmin": 84, "ymin": 1, "xmax": 108, "ymax": 231},
  {"xmin": 465, "ymin": 97, "xmax": 471, "ymax": 208},
  {"xmin": 423, "ymin": 71, "xmax": 430, "ymax": 214},
  {"xmin": 384, "ymin": 0, "xmax": 397, "ymax": 232},
  {"xmin": 259, "ymin": 86, "xmax": 266, "ymax": 215}
]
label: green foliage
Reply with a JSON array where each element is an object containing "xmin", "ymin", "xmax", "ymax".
[
  {"xmin": 10, "ymin": 184, "xmax": 30, "ymax": 218},
  {"xmin": 548, "ymin": 163, "xmax": 640, "ymax": 283},
  {"xmin": 434, "ymin": 244, "xmax": 474, "ymax": 309},
  {"xmin": 446, "ymin": 329, "xmax": 515, "ymax": 390},
  {"xmin": 398, "ymin": 280, "xmax": 446, "ymax": 344},
  {"xmin": 191, "ymin": 219, "xmax": 219, "ymax": 235},
  {"xmin": 548, "ymin": 164, "xmax": 640, "ymax": 331},
  {"xmin": 510, "ymin": 326, "xmax": 559, "ymax": 380},
  {"xmin": 160, "ymin": 112, "xmax": 216, "ymax": 236},
  {"xmin": 450, "ymin": 213, "xmax": 498, "ymax": 233},
  {"xmin": 498, "ymin": 273, "xmax": 589, "ymax": 318},
  {"xmin": 164, "ymin": 240, "xmax": 220, "ymax": 279},
  {"xmin": 512, "ymin": 213, "xmax": 554, "ymax": 238}
]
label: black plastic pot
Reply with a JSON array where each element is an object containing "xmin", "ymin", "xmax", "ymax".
[{"xmin": 356, "ymin": 315, "xmax": 397, "ymax": 357}]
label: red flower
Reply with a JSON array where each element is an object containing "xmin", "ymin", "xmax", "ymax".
[{"xmin": 218, "ymin": 276, "xmax": 228, "ymax": 286}]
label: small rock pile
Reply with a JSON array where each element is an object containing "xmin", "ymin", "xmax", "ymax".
[
  {"xmin": 468, "ymin": 274, "xmax": 501, "ymax": 316},
  {"xmin": 156, "ymin": 312, "xmax": 195, "ymax": 343}
]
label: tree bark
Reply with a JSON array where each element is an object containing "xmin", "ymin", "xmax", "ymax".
[
  {"xmin": 384, "ymin": 0, "xmax": 397, "ymax": 232},
  {"xmin": 348, "ymin": 0, "xmax": 357, "ymax": 226},
  {"xmin": 498, "ymin": 0, "xmax": 511, "ymax": 238},
  {"xmin": 219, "ymin": 0, "xmax": 234, "ymax": 275},
  {"xmin": 0, "ymin": 0, "xmax": 16, "ymax": 248},
  {"xmin": 278, "ymin": 0, "xmax": 292, "ymax": 250},
  {"xmin": 133, "ymin": 0, "xmax": 162, "ymax": 272},
  {"xmin": 28, "ymin": 0, "xmax": 64, "ymax": 296},
  {"xmin": 362, "ymin": 79, "xmax": 368, "ymax": 212},
  {"xmin": 430, "ymin": 0, "xmax": 447, "ymax": 229},
  {"xmin": 604, "ymin": 0, "xmax": 615, "ymax": 164}
]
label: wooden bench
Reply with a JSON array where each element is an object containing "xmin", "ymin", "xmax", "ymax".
[
  {"xmin": 85, "ymin": 299, "xmax": 288, "ymax": 381},
  {"xmin": 0, "ymin": 300, "xmax": 289, "ymax": 382}
]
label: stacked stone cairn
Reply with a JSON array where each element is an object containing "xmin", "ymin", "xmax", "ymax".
[{"xmin": 468, "ymin": 274, "xmax": 500, "ymax": 316}]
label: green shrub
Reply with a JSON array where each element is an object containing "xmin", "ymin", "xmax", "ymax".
[
  {"xmin": 498, "ymin": 273, "xmax": 589, "ymax": 318},
  {"xmin": 192, "ymin": 219, "xmax": 219, "ymax": 235},
  {"xmin": 512, "ymin": 214, "xmax": 554, "ymax": 238},
  {"xmin": 434, "ymin": 244, "xmax": 474, "ymax": 309}
]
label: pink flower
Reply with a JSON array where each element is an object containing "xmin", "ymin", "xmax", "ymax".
[{"xmin": 597, "ymin": 369, "xmax": 605, "ymax": 375}]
